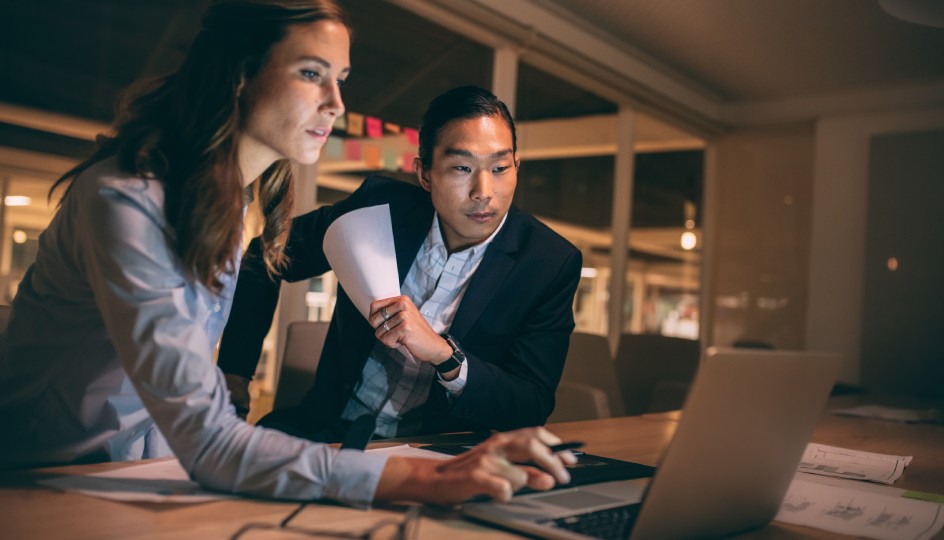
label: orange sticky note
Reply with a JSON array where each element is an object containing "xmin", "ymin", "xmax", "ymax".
[
  {"xmin": 364, "ymin": 144, "xmax": 382, "ymax": 169},
  {"xmin": 346, "ymin": 112, "xmax": 364, "ymax": 137}
]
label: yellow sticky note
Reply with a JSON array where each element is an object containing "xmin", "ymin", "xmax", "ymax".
[
  {"xmin": 346, "ymin": 112, "xmax": 364, "ymax": 137},
  {"xmin": 903, "ymin": 490, "xmax": 944, "ymax": 504}
]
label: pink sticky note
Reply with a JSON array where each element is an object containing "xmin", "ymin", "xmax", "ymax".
[
  {"xmin": 366, "ymin": 116, "xmax": 382, "ymax": 139},
  {"xmin": 345, "ymin": 140, "xmax": 362, "ymax": 160},
  {"xmin": 403, "ymin": 127, "xmax": 419, "ymax": 145},
  {"xmin": 401, "ymin": 152, "xmax": 416, "ymax": 173}
]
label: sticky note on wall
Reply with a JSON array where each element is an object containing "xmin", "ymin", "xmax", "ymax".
[
  {"xmin": 364, "ymin": 144, "xmax": 382, "ymax": 169},
  {"xmin": 345, "ymin": 140, "xmax": 362, "ymax": 160},
  {"xmin": 325, "ymin": 136, "xmax": 343, "ymax": 159},
  {"xmin": 346, "ymin": 112, "xmax": 364, "ymax": 137},
  {"xmin": 366, "ymin": 116, "xmax": 382, "ymax": 139}
]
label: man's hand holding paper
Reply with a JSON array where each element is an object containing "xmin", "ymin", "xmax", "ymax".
[
  {"xmin": 324, "ymin": 204, "xmax": 453, "ymax": 368},
  {"xmin": 369, "ymin": 295, "xmax": 454, "ymax": 371}
]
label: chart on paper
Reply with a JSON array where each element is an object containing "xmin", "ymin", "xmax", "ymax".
[
  {"xmin": 797, "ymin": 443, "xmax": 912, "ymax": 484},
  {"xmin": 776, "ymin": 476, "xmax": 944, "ymax": 540}
]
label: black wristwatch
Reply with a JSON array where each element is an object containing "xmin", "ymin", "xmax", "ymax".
[{"xmin": 436, "ymin": 333, "xmax": 466, "ymax": 373}]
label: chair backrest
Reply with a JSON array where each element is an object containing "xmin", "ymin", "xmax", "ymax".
[
  {"xmin": 548, "ymin": 332, "xmax": 625, "ymax": 422},
  {"xmin": 0, "ymin": 304, "xmax": 11, "ymax": 335},
  {"xmin": 547, "ymin": 381, "xmax": 612, "ymax": 423},
  {"xmin": 615, "ymin": 333, "xmax": 701, "ymax": 415},
  {"xmin": 273, "ymin": 320, "xmax": 330, "ymax": 410}
]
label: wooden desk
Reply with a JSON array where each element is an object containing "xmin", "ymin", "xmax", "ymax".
[{"xmin": 2, "ymin": 411, "xmax": 942, "ymax": 540}]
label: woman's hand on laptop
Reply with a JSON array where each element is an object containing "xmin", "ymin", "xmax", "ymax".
[{"xmin": 375, "ymin": 427, "xmax": 577, "ymax": 504}]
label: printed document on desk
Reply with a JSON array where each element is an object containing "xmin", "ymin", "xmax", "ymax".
[
  {"xmin": 776, "ymin": 473, "xmax": 944, "ymax": 540},
  {"xmin": 38, "ymin": 458, "xmax": 234, "ymax": 503},
  {"xmin": 832, "ymin": 404, "xmax": 943, "ymax": 424},
  {"xmin": 798, "ymin": 443, "xmax": 912, "ymax": 484}
]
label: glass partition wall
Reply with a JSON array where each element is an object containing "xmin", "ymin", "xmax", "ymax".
[{"xmin": 1, "ymin": 0, "xmax": 707, "ymax": 415}]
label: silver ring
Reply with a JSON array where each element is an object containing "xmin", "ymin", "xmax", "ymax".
[
  {"xmin": 382, "ymin": 321, "xmax": 391, "ymax": 332},
  {"xmin": 381, "ymin": 307, "xmax": 390, "ymax": 321}
]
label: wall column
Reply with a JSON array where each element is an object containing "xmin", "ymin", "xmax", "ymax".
[
  {"xmin": 492, "ymin": 46, "xmax": 518, "ymax": 116},
  {"xmin": 608, "ymin": 107, "xmax": 636, "ymax": 355},
  {"xmin": 272, "ymin": 163, "xmax": 320, "ymax": 384},
  {"xmin": 0, "ymin": 176, "xmax": 8, "ymax": 278}
]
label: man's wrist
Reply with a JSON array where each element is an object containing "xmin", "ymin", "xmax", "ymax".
[
  {"xmin": 435, "ymin": 333, "xmax": 466, "ymax": 375},
  {"xmin": 434, "ymin": 337, "xmax": 454, "ymax": 365}
]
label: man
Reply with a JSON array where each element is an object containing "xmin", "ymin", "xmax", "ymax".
[{"xmin": 219, "ymin": 86, "xmax": 582, "ymax": 441}]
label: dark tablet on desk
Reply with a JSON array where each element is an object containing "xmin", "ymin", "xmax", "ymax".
[{"xmin": 420, "ymin": 443, "xmax": 656, "ymax": 493}]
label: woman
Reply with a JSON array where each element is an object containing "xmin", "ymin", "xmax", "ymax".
[{"xmin": 0, "ymin": 0, "xmax": 573, "ymax": 506}]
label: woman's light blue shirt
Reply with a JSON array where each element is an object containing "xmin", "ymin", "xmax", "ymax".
[{"xmin": 0, "ymin": 158, "xmax": 386, "ymax": 505}]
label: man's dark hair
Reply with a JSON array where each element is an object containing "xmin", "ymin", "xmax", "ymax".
[{"xmin": 417, "ymin": 85, "xmax": 517, "ymax": 169}]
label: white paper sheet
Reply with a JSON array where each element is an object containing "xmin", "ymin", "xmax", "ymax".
[
  {"xmin": 366, "ymin": 444, "xmax": 451, "ymax": 460},
  {"xmin": 323, "ymin": 204, "xmax": 415, "ymax": 362},
  {"xmin": 323, "ymin": 204, "xmax": 401, "ymax": 319},
  {"xmin": 38, "ymin": 458, "xmax": 233, "ymax": 503},
  {"xmin": 798, "ymin": 443, "xmax": 912, "ymax": 484},
  {"xmin": 776, "ymin": 474, "xmax": 944, "ymax": 540}
]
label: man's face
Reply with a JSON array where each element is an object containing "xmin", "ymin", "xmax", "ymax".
[{"xmin": 415, "ymin": 115, "xmax": 519, "ymax": 253}]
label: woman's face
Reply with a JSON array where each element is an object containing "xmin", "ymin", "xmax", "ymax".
[{"xmin": 239, "ymin": 20, "xmax": 350, "ymax": 181}]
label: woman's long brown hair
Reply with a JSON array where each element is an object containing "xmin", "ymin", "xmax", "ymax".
[{"xmin": 50, "ymin": 0, "xmax": 351, "ymax": 291}]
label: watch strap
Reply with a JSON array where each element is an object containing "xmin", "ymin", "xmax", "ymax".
[{"xmin": 436, "ymin": 333, "xmax": 466, "ymax": 373}]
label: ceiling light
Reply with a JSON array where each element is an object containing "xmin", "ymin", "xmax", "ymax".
[
  {"xmin": 4, "ymin": 196, "xmax": 32, "ymax": 207},
  {"xmin": 12, "ymin": 230, "xmax": 28, "ymax": 244},
  {"xmin": 680, "ymin": 231, "xmax": 697, "ymax": 251}
]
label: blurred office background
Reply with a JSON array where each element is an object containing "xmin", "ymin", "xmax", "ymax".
[{"xmin": 1, "ymin": 0, "xmax": 942, "ymax": 409}]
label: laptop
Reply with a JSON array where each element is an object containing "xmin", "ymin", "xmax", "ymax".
[{"xmin": 463, "ymin": 347, "xmax": 841, "ymax": 540}]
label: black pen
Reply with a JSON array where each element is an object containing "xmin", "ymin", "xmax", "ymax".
[{"xmin": 548, "ymin": 441, "xmax": 584, "ymax": 453}]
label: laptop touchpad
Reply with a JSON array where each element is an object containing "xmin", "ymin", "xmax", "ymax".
[{"xmin": 534, "ymin": 490, "xmax": 624, "ymax": 510}]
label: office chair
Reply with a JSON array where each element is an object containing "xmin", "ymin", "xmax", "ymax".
[
  {"xmin": 272, "ymin": 320, "xmax": 330, "ymax": 410},
  {"xmin": 0, "ymin": 304, "xmax": 11, "ymax": 335},
  {"xmin": 548, "ymin": 332, "xmax": 625, "ymax": 422},
  {"xmin": 615, "ymin": 333, "xmax": 701, "ymax": 415}
]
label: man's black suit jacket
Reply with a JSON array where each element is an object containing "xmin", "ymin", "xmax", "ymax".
[{"xmin": 218, "ymin": 176, "xmax": 582, "ymax": 438}]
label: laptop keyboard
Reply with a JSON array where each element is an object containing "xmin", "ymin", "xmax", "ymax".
[{"xmin": 539, "ymin": 503, "xmax": 641, "ymax": 539}]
